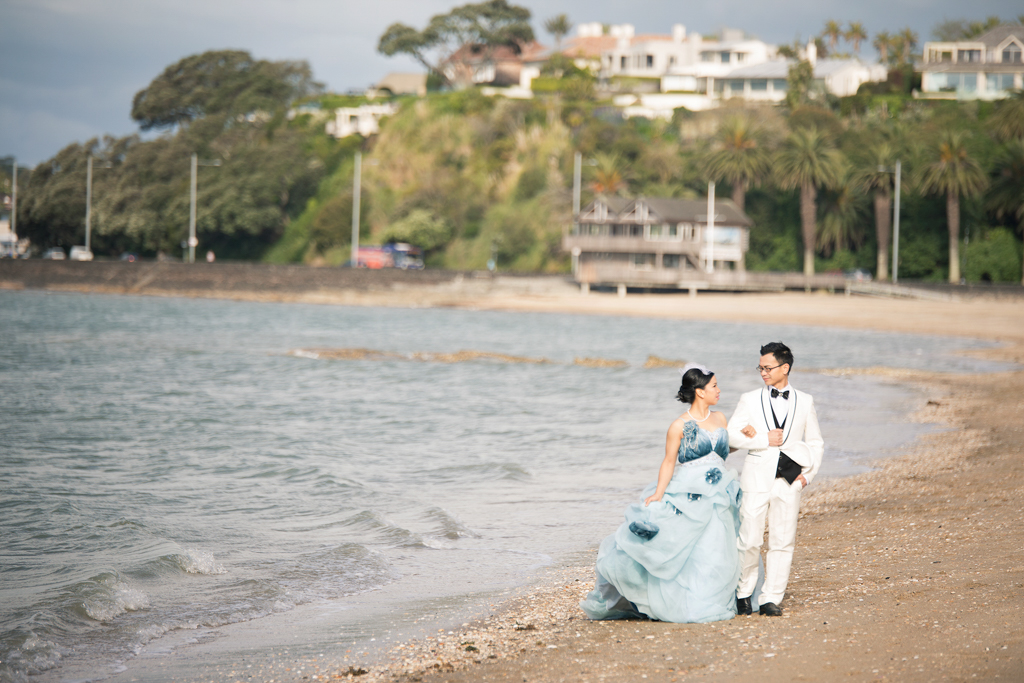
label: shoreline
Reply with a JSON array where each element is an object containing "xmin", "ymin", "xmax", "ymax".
[
  {"xmin": 6, "ymin": 283, "xmax": 1024, "ymax": 681},
  {"xmin": 328, "ymin": 359, "xmax": 1024, "ymax": 682}
]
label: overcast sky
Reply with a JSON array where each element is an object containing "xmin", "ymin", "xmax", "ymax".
[{"xmin": 1, "ymin": 0, "xmax": 1021, "ymax": 166}]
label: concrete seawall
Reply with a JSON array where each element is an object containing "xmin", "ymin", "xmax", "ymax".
[{"xmin": 0, "ymin": 260, "xmax": 579, "ymax": 304}]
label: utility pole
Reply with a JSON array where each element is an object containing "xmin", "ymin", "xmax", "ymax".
[
  {"xmin": 572, "ymin": 151, "xmax": 582, "ymax": 216},
  {"xmin": 86, "ymin": 157, "xmax": 93, "ymax": 254},
  {"xmin": 188, "ymin": 153, "xmax": 221, "ymax": 263},
  {"xmin": 706, "ymin": 181, "xmax": 715, "ymax": 273},
  {"xmin": 10, "ymin": 160, "xmax": 16, "ymax": 249},
  {"xmin": 892, "ymin": 159, "xmax": 901, "ymax": 284},
  {"xmin": 351, "ymin": 151, "xmax": 362, "ymax": 267}
]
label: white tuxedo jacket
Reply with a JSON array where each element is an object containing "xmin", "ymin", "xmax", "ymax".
[{"xmin": 727, "ymin": 386, "xmax": 824, "ymax": 493}]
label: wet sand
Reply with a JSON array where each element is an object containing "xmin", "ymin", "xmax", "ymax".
[
  {"xmin": 8, "ymin": 271, "xmax": 1024, "ymax": 681},
  {"xmin": 329, "ymin": 291, "xmax": 1023, "ymax": 682}
]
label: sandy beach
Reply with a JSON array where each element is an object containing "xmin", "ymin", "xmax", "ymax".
[
  {"xmin": 5, "ymin": 267, "xmax": 1024, "ymax": 682},
  {"xmin": 312, "ymin": 290, "xmax": 1023, "ymax": 683}
]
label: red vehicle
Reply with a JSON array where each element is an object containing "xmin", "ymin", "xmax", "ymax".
[{"xmin": 355, "ymin": 243, "xmax": 424, "ymax": 269}]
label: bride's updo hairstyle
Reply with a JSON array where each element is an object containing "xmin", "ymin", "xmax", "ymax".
[{"xmin": 677, "ymin": 364, "xmax": 714, "ymax": 404}]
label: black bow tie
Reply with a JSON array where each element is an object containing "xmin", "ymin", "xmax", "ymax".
[{"xmin": 771, "ymin": 389, "xmax": 790, "ymax": 399}]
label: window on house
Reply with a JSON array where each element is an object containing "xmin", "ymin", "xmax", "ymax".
[
  {"xmin": 1004, "ymin": 44, "xmax": 1022, "ymax": 63},
  {"xmin": 621, "ymin": 55, "xmax": 627, "ymax": 69},
  {"xmin": 631, "ymin": 253, "xmax": 655, "ymax": 270},
  {"xmin": 987, "ymin": 73, "xmax": 1016, "ymax": 91},
  {"xmin": 728, "ymin": 79, "xmax": 745, "ymax": 92},
  {"xmin": 630, "ymin": 225, "xmax": 644, "ymax": 237},
  {"xmin": 701, "ymin": 52, "xmax": 714, "ymax": 62},
  {"xmin": 663, "ymin": 254, "xmax": 680, "ymax": 269},
  {"xmin": 646, "ymin": 54, "xmax": 654, "ymax": 68},
  {"xmin": 669, "ymin": 56, "xmax": 677, "ymax": 66},
  {"xmin": 735, "ymin": 53, "xmax": 747, "ymax": 62},
  {"xmin": 772, "ymin": 79, "xmax": 789, "ymax": 92},
  {"xmin": 678, "ymin": 223, "xmax": 694, "ymax": 240},
  {"xmin": 720, "ymin": 51, "xmax": 731, "ymax": 63},
  {"xmin": 750, "ymin": 79, "xmax": 768, "ymax": 91},
  {"xmin": 958, "ymin": 49, "xmax": 981, "ymax": 63}
]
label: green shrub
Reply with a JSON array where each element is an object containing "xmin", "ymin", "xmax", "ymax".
[{"xmin": 963, "ymin": 228, "xmax": 1022, "ymax": 282}]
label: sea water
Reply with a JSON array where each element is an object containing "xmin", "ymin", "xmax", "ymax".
[{"xmin": 0, "ymin": 290, "xmax": 1011, "ymax": 682}]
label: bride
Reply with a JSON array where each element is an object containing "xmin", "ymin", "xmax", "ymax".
[{"xmin": 580, "ymin": 363, "xmax": 744, "ymax": 623}]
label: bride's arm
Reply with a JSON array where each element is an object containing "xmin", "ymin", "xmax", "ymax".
[{"xmin": 644, "ymin": 419, "xmax": 683, "ymax": 506}]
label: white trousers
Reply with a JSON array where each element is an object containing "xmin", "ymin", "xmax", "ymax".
[{"xmin": 737, "ymin": 476, "xmax": 802, "ymax": 605}]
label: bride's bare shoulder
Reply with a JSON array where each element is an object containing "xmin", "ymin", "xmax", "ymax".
[{"xmin": 709, "ymin": 411, "xmax": 728, "ymax": 429}]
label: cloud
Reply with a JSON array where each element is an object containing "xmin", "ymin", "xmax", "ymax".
[{"xmin": 2, "ymin": 0, "xmax": 1023, "ymax": 164}]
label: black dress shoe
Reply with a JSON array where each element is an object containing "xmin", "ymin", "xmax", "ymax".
[
  {"xmin": 736, "ymin": 596, "xmax": 752, "ymax": 615},
  {"xmin": 759, "ymin": 602, "xmax": 782, "ymax": 617}
]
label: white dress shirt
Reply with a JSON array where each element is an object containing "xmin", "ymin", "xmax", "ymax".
[{"xmin": 769, "ymin": 382, "xmax": 791, "ymax": 426}]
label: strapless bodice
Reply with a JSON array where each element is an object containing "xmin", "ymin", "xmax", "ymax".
[{"xmin": 678, "ymin": 421, "xmax": 729, "ymax": 463}]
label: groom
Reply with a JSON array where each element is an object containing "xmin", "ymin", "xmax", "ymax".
[{"xmin": 727, "ymin": 342, "xmax": 824, "ymax": 617}]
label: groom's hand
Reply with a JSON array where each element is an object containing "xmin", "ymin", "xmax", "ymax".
[{"xmin": 767, "ymin": 429, "xmax": 784, "ymax": 447}]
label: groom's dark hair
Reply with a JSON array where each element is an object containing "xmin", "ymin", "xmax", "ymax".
[{"xmin": 760, "ymin": 341, "xmax": 794, "ymax": 369}]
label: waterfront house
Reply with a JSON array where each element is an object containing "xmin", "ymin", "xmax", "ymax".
[
  {"xmin": 564, "ymin": 196, "xmax": 752, "ymax": 291},
  {"xmin": 919, "ymin": 25, "xmax": 1024, "ymax": 99}
]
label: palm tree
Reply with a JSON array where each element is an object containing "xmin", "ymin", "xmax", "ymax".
[
  {"xmin": 989, "ymin": 91, "xmax": 1024, "ymax": 143},
  {"xmin": 918, "ymin": 131, "xmax": 988, "ymax": 283},
  {"xmin": 852, "ymin": 141, "xmax": 897, "ymax": 281},
  {"xmin": 873, "ymin": 31, "xmax": 893, "ymax": 65},
  {"xmin": 987, "ymin": 139, "xmax": 1024, "ymax": 284},
  {"xmin": 898, "ymin": 27, "xmax": 918, "ymax": 64},
  {"xmin": 702, "ymin": 116, "xmax": 771, "ymax": 212},
  {"xmin": 819, "ymin": 166, "xmax": 868, "ymax": 257},
  {"xmin": 845, "ymin": 22, "xmax": 868, "ymax": 54},
  {"xmin": 822, "ymin": 20, "xmax": 843, "ymax": 52},
  {"xmin": 544, "ymin": 14, "xmax": 572, "ymax": 51},
  {"xmin": 590, "ymin": 153, "xmax": 627, "ymax": 196},
  {"xmin": 775, "ymin": 127, "xmax": 845, "ymax": 277}
]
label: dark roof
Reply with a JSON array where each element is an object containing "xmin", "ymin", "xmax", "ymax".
[
  {"xmin": 976, "ymin": 26, "xmax": 1024, "ymax": 49},
  {"xmin": 644, "ymin": 197, "xmax": 752, "ymax": 226},
  {"xmin": 581, "ymin": 197, "xmax": 752, "ymax": 226}
]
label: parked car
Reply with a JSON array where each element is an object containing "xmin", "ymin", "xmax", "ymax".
[
  {"xmin": 41, "ymin": 247, "xmax": 66, "ymax": 260},
  {"xmin": 844, "ymin": 268, "xmax": 872, "ymax": 283},
  {"xmin": 69, "ymin": 246, "xmax": 94, "ymax": 261},
  {"xmin": 119, "ymin": 252, "xmax": 139, "ymax": 262}
]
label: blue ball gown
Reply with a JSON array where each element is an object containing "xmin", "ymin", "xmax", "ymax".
[{"xmin": 580, "ymin": 421, "xmax": 742, "ymax": 623}]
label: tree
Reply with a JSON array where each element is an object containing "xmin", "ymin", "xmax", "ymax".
[
  {"xmin": 589, "ymin": 153, "xmax": 627, "ymax": 196},
  {"xmin": 380, "ymin": 209, "xmax": 452, "ymax": 251},
  {"xmin": 918, "ymin": 131, "xmax": 988, "ymax": 283},
  {"xmin": 130, "ymin": 50, "xmax": 319, "ymax": 130},
  {"xmin": 702, "ymin": 116, "xmax": 771, "ymax": 212},
  {"xmin": 897, "ymin": 27, "xmax": 918, "ymax": 64},
  {"xmin": 845, "ymin": 22, "xmax": 868, "ymax": 54},
  {"xmin": 851, "ymin": 140, "xmax": 898, "ymax": 280},
  {"xmin": 987, "ymin": 139, "xmax": 1024, "ymax": 283},
  {"xmin": 822, "ymin": 19, "xmax": 843, "ymax": 52},
  {"xmin": 818, "ymin": 167, "xmax": 868, "ymax": 257},
  {"xmin": 989, "ymin": 91, "xmax": 1024, "ymax": 143},
  {"xmin": 785, "ymin": 59, "xmax": 816, "ymax": 109},
  {"xmin": 378, "ymin": 0, "xmax": 534, "ymax": 88},
  {"xmin": 775, "ymin": 127, "xmax": 845, "ymax": 277},
  {"xmin": 544, "ymin": 14, "xmax": 572, "ymax": 51},
  {"xmin": 873, "ymin": 31, "xmax": 894, "ymax": 65},
  {"xmin": 933, "ymin": 16, "xmax": 1002, "ymax": 41}
]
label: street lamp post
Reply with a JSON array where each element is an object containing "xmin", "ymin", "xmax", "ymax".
[
  {"xmin": 892, "ymin": 159, "xmax": 901, "ymax": 284},
  {"xmin": 351, "ymin": 151, "xmax": 361, "ymax": 267},
  {"xmin": 705, "ymin": 181, "xmax": 716, "ymax": 274},
  {"xmin": 188, "ymin": 153, "xmax": 221, "ymax": 263}
]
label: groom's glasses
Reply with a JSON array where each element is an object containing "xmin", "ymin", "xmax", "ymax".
[{"xmin": 756, "ymin": 364, "xmax": 783, "ymax": 373}]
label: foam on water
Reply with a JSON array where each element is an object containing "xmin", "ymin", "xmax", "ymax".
[{"xmin": 0, "ymin": 290, "xmax": 1014, "ymax": 683}]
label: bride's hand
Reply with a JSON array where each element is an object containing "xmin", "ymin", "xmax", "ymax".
[
  {"xmin": 740, "ymin": 425, "xmax": 756, "ymax": 438},
  {"xmin": 644, "ymin": 494, "xmax": 662, "ymax": 506}
]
